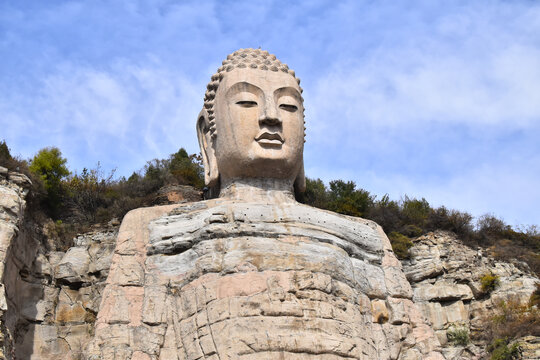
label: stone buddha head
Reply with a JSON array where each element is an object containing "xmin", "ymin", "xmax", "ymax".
[{"xmin": 197, "ymin": 48, "xmax": 306, "ymax": 197}]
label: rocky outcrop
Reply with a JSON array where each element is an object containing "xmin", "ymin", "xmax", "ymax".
[
  {"xmin": 4, "ymin": 223, "xmax": 117, "ymax": 359},
  {"xmin": 403, "ymin": 231, "xmax": 539, "ymax": 359},
  {"xmin": 0, "ymin": 168, "xmax": 118, "ymax": 359},
  {"xmin": 0, "ymin": 167, "xmax": 33, "ymax": 358},
  {"xmin": 153, "ymin": 185, "xmax": 202, "ymax": 205}
]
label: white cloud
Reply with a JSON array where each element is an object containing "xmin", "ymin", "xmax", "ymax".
[
  {"xmin": 1, "ymin": 0, "xmax": 539, "ymax": 226},
  {"xmin": 0, "ymin": 58, "xmax": 202, "ymax": 175}
]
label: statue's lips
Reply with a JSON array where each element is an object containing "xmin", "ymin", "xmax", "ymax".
[{"xmin": 255, "ymin": 132, "xmax": 284, "ymax": 146}]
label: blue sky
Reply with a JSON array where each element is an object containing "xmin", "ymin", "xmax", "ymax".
[{"xmin": 1, "ymin": 0, "xmax": 539, "ymax": 226}]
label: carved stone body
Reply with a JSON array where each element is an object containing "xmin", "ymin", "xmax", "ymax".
[{"xmin": 88, "ymin": 196, "xmax": 444, "ymax": 359}]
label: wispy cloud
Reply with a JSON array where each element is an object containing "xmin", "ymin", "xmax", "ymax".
[
  {"xmin": 0, "ymin": 0, "xmax": 539, "ymax": 226},
  {"xmin": 0, "ymin": 58, "xmax": 202, "ymax": 175}
]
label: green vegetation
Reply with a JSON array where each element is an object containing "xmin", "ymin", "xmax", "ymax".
[
  {"xmin": 0, "ymin": 140, "xmax": 11, "ymax": 163},
  {"xmin": 480, "ymin": 273, "xmax": 500, "ymax": 294},
  {"xmin": 326, "ymin": 180, "xmax": 374, "ymax": 217},
  {"xmin": 1, "ymin": 141, "xmax": 204, "ymax": 246},
  {"xmin": 447, "ymin": 324, "xmax": 470, "ymax": 346},
  {"xmin": 29, "ymin": 147, "xmax": 71, "ymax": 217},
  {"xmin": 476, "ymin": 298, "xmax": 539, "ymax": 359},
  {"xmin": 387, "ymin": 232, "xmax": 413, "ymax": 260},
  {"xmin": 488, "ymin": 338, "xmax": 522, "ymax": 360},
  {"xmin": 0, "ymin": 139, "xmax": 33, "ymax": 176}
]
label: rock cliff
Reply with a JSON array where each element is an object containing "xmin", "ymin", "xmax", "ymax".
[
  {"xmin": 0, "ymin": 167, "xmax": 117, "ymax": 359},
  {"xmin": 403, "ymin": 231, "xmax": 539, "ymax": 359}
]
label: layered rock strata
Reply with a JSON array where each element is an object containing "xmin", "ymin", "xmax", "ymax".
[
  {"xmin": 0, "ymin": 167, "xmax": 118, "ymax": 359},
  {"xmin": 88, "ymin": 199, "xmax": 444, "ymax": 360},
  {"xmin": 403, "ymin": 231, "xmax": 539, "ymax": 359},
  {"xmin": 0, "ymin": 167, "xmax": 32, "ymax": 358}
]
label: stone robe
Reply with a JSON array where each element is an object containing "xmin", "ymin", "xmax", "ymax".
[{"xmin": 87, "ymin": 199, "xmax": 444, "ymax": 360}]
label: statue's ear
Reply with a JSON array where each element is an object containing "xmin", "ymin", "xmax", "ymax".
[
  {"xmin": 294, "ymin": 161, "xmax": 306, "ymax": 194},
  {"xmin": 196, "ymin": 109, "xmax": 219, "ymax": 187}
]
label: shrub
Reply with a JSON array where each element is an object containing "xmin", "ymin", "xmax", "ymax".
[
  {"xmin": 477, "ymin": 298, "xmax": 540, "ymax": 356},
  {"xmin": 0, "ymin": 140, "xmax": 34, "ymax": 178},
  {"xmin": 447, "ymin": 324, "xmax": 470, "ymax": 346},
  {"xmin": 481, "ymin": 273, "xmax": 500, "ymax": 294},
  {"xmin": 488, "ymin": 338, "xmax": 522, "ymax": 360},
  {"xmin": 388, "ymin": 232, "xmax": 413, "ymax": 260},
  {"xmin": 401, "ymin": 224, "xmax": 423, "ymax": 237},
  {"xmin": 530, "ymin": 284, "xmax": 540, "ymax": 307},
  {"xmin": 477, "ymin": 214, "xmax": 509, "ymax": 245}
]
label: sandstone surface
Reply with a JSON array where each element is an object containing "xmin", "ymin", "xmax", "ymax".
[
  {"xmin": 88, "ymin": 198, "xmax": 445, "ymax": 359},
  {"xmin": 403, "ymin": 231, "xmax": 539, "ymax": 359}
]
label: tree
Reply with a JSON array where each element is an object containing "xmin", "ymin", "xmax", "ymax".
[
  {"xmin": 327, "ymin": 180, "xmax": 374, "ymax": 217},
  {"xmin": 29, "ymin": 147, "xmax": 70, "ymax": 216},
  {"xmin": 0, "ymin": 140, "xmax": 12, "ymax": 165},
  {"xmin": 298, "ymin": 178, "xmax": 328, "ymax": 209},
  {"xmin": 368, "ymin": 194, "xmax": 402, "ymax": 233},
  {"xmin": 169, "ymin": 148, "xmax": 204, "ymax": 188}
]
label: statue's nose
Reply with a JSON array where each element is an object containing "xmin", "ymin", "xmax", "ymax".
[{"xmin": 259, "ymin": 100, "xmax": 281, "ymax": 126}]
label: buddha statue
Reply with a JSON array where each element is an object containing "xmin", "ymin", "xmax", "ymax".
[{"xmin": 88, "ymin": 49, "xmax": 444, "ymax": 360}]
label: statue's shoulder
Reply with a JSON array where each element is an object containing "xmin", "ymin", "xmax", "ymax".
[{"xmin": 293, "ymin": 202, "xmax": 383, "ymax": 230}]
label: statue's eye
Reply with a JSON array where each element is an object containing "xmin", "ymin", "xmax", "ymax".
[
  {"xmin": 279, "ymin": 104, "xmax": 298, "ymax": 112},
  {"xmin": 236, "ymin": 100, "xmax": 258, "ymax": 108}
]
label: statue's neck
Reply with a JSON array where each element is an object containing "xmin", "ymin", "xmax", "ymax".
[{"xmin": 219, "ymin": 178, "xmax": 296, "ymax": 204}]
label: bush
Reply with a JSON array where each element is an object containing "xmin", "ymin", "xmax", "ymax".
[
  {"xmin": 401, "ymin": 224, "xmax": 423, "ymax": 237},
  {"xmin": 447, "ymin": 324, "xmax": 470, "ymax": 346},
  {"xmin": 64, "ymin": 165, "xmax": 116, "ymax": 223},
  {"xmin": 388, "ymin": 232, "xmax": 413, "ymax": 260},
  {"xmin": 0, "ymin": 139, "xmax": 33, "ymax": 177},
  {"xmin": 488, "ymin": 338, "xmax": 522, "ymax": 360},
  {"xmin": 427, "ymin": 207, "xmax": 474, "ymax": 241},
  {"xmin": 530, "ymin": 284, "xmax": 540, "ymax": 307},
  {"xmin": 477, "ymin": 298, "xmax": 540, "ymax": 356},
  {"xmin": 481, "ymin": 273, "xmax": 500, "ymax": 294}
]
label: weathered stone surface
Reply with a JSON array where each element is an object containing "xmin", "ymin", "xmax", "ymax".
[
  {"xmin": 153, "ymin": 185, "xmax": 203, "ymax": 205},
  {"xmin": 518, "ymin": 336, "xmax": 540, "ymax": 360},
  {"xmin": 0, "ymin": 172, "xmax": 119, "ymax": 360},
  {"xmin": 403, "ymin": 231, "xmax": 540, "ymax": 359},
  {"xmin": 55, "ymin": 247, "xmax": 91, "ymax": 284},
  {"xmin": 88, "ymin": 199, "xmax": 443, "ymax": 359}
]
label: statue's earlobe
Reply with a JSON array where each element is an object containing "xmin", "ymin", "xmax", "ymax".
[{"xmin": 196, "ymin": 109, "xmax": 219, "ymax": 187}]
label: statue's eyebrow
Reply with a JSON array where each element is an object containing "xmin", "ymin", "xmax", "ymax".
[
  {"xmin": 274, "ymin": 86, "xmax": 302, "ymax": 102},
  {"xmin": 226, "ymin": 82, "xmax": 262, "ymax": 97}
]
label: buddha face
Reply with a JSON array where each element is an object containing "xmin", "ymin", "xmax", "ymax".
[{"xmin": 211, "ymin": 68, "xmax": 304, "ymax": 183}]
